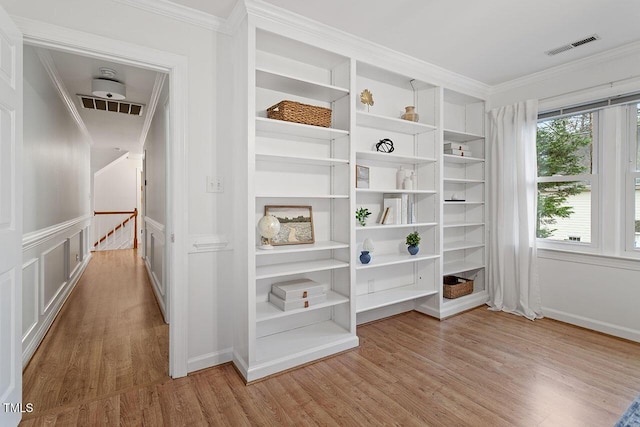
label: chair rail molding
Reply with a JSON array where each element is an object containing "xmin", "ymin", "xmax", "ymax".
[{"xmin": 22, "ymin": 214, "xmax": 91, "ymax": 251}]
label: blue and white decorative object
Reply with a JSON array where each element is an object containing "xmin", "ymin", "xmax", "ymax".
[
  {"xmin": 360, "ymin": 238, "xmax": 374, "ymax": 264},
  {"xmin": 257, "ymin": 214, "xmax": 281, "ymax": 250}
]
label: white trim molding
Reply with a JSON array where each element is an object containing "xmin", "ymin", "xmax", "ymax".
[
  {"xmin": 542, "ymin": 307, "xmax": 640, "ymax": 343},
  {"xmin": 139, "ymin": 72, "xmax": 167, "ymax": 147},
  {"xmin": 33, "ymin": 47, "xmax": 93, "ymax": 145},
  {"xmin": 189, "ymin": 234, "xmax": 230, "ymax": 253},
  {"xmin": 112, "ymin": 0, "xmax": 226, "ymax": 32},
  {"xmin": 22, "ymin": 214, "xmax": 91, "ymax": 251},
  {"xmin": 188, "ymin": 348, "xmax": 233, "ymax": 373},
  {"xmin": 144, "ymin": 216, "xmax": 165, "ymax": 232}
]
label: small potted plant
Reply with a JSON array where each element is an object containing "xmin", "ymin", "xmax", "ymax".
[
  {"xmin": 406, "ymin": 231, "xmax": 420, "ymax": 255},
  {"xmin": 355, "ymin": 207, "xmax": 371, "ymax": 227}
]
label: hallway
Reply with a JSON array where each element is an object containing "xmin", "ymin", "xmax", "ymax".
[{"xmin": 21, "ymin": 249, "xmax": 169, "ymax": 421}]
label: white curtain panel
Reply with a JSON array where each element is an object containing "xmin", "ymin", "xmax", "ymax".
[{"xmin": 487, "ymin": 99, "xmax": 543, "ymax": 320}]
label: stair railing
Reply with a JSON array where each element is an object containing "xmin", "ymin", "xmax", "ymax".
[{"xmin": 93, "ymin": 208, "xmax": 138, "ymax": 250}]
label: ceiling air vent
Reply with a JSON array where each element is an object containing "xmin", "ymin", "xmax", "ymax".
[
  {"xmin": 546, "ymin": 34, "xmax": 600, "ymax": 56},
  {"xmin": 77, "ymin": 94, "xmax": 145, "ymax": 116}
]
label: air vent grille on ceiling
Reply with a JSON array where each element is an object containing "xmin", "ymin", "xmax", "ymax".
[
  {"xmin": 546, "ymin": 34, "xmax": 600, "ymax": 56},
  {"xmin": 77, "ymin": 95, "xmax": 144, "ymax": 116}
]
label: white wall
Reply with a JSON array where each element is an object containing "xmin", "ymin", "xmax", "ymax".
[
  {"xmin": 2, "ymin": 0, "xmax": 229, "ymax": 373},
  {"xmin": 23, "ymin": 45, "xmax": 90, "ymax": 233},
  {"xmin": 22, "ymin": 44, "xmax": 92, "ymax": 366},
  {"xmin": 488, "ymin": 44, "xmax": 640, "ymax": 342}
]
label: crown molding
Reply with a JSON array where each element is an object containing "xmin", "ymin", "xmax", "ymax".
[
  {"xmin": 221, "ymin": 0, "xmax": 248, "ymax": 35},
  {"xmin": 139, "ymin": 72, "xmax": 167, "ymax": 147},
  {"xmin": 112, "ymin": 0, "xmax": 225, "ymax": 32},
  {"xmin": 244, "ymin": 0, "xmax": 490, "ymax": 99},
  {"xmin": 491, "ymin": 39, "xmax": 640, "ymax": 95},
  {"xmin": 34, "ymin": 47, "xmax": 93, "ymax": 145}
]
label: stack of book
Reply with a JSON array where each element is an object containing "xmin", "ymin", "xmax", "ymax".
[
  {"xmin": 381, "ymin": 193, "xmax": 416, "ymax": 225},
  {"xmin": 444, "ymin": 142, "xmax": 472, "ymax": 157},
  {"xmin": 269, "ymin": 278, "xmax": 326, "ymax": 311}
]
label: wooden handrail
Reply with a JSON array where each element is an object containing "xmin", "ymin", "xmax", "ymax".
[{"xmin": 94, "ymin": 208, "xmax": 138, "ymax": 249}]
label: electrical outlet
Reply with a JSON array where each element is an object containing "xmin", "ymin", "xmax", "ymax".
[
  {"xmin": 206, "ymin": 176, "xmax": 223, "ymax": 193},
  {"xmin": 368, "ymin": 279, "xmax": 375, "ymax": 293}
]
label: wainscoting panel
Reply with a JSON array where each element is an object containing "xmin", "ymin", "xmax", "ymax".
[
  {"xmin": 22, "ymin": 216, "xmax": 92, "ymax": 367},
  {"xmin": 41, "ymin": 240, "xmax": 67, "ymax": 314},
  {"xmin": 144, "ymin": 216, "xmax": 166, "ymax": 322},
  {"xmin": 21, "ymin": 258, "xmax": 38, "ymax": 340}
]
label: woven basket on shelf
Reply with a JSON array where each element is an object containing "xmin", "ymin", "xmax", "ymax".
[
  {"xmin": 443, "ymin": 276, "xmax": 474, "ymax": 299},
  {"xmin": 267, "ymin": 100, "xmax": 332, "ymax": 128}
]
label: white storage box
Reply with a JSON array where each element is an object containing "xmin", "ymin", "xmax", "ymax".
[
  {"xmin": 444, "ymin": 142, "xmax": 470, "ymax": 151},
  {"xmin": 444, "ymin": 148, "xmax": 472, "ymax": 157},
  {"xmin": 269, "ymin": 292, "xmax": 327, "ymax": 311},
  {"xmin": 271, "ymin": 279, "xmax": 326, "ymax": 300}
]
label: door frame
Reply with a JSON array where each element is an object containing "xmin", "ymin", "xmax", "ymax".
[{"xmin": 16, "ymin": 17, "xmax": 189, "ymax": 377}]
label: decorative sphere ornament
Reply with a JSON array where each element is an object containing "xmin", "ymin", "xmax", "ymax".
[{"xmin": 257, "ymin": 215, "xmax": 280, "ymax": 250}]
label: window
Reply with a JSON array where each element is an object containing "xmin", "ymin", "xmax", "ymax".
[
  {"xmin": 536, "ymin": 112, "xmax": 596, "ymax": 244},
  {"xmin": 537, "ymin": 95, "xmax": 640, "ymax": 258},
  {"xmin": 627, "ymin": 103, "xmax": 640, "ymax": 252}
]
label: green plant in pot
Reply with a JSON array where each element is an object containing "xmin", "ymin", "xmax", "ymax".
[
  {"xmin": 355, "ymin": 207, "xmax": 371, "ymax": 227},
  {"xmin": 406, "ymin": 231, "xmax": 420, "ymax": 255}
]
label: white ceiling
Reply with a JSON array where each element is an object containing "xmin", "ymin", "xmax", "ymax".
[
  {"xmin": 180, "ymin": 0, "xmax": 640, "ymax": 85},
  {"xmin": 44, "ymin": 48, "xmax": 160, "ymax": 153}
]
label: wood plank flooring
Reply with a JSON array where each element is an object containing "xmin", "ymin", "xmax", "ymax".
[
  {"xmin": 21, "ymin": 252, "xmax": 640, "ymax": 425},
  {"xmin": 21, "ymin": 249, "xmax": 169, "ymax": 422}
]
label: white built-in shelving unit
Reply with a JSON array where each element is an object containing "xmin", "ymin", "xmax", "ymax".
[
  {"xmin": 232, "ymin": 19, "xmax": 489, "ymax": 382},
  {"xmin": 353, "ymin": 62, "xmax": 441, "ymax": 320},
  {"xmin": 438, "ymin": 89, "xmax": 488, "ymax": 317}
]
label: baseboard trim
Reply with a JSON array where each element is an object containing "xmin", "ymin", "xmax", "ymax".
[
  {"xmin": 22, "ymin": 252, "xmax": 92, "ymax": 368},
  {"xmin": 542, "ymin": 307, "xmax": 640, "ymax": 343},
  {"xmin": 187, "ymin": 348, "xmax": 234, "ymax": 373}
]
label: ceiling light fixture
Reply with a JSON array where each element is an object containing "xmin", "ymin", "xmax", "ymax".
[{"xmin": 92, "ymin": 67, "xmax": 126, "ymax": 100}]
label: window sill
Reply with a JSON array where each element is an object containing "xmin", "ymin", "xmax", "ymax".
[{"xmin": 538, "ymin": 248, "xmax": 640, "ymax": 271}]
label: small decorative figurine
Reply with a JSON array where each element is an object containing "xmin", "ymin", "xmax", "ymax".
[
  {"xmin": 376, "ymin": 138, "xmax": 394, "ymax": 153},
  {"xmin": 360, "ymin": 89, "xmax": 374, "ymax": 112}
]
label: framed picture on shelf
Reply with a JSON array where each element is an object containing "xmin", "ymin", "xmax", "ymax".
[
  {"xmin": 264, "ymin": 205, "xmax": 315, "ymax": 245},
  {"xmin": 356, "ymin": 164, "xmax": 370, "ymax": 188}
]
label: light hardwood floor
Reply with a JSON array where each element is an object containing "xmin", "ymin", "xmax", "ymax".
[{"xmin": 21, "ymin": 251, "xmax": 640, "ymax": 426}]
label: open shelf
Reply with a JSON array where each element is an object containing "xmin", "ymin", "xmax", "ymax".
[
  {"xmin": 356, "ymin": 222, "xmax": 437, "ymax": 231},
  {"xmin": 256, "ymin": 290, "xmax": 349, "ymax": 322},
  {"xmin": 443, "ymin": 201, "xmax": 484, "ymax": 205},
  {"xmin": 443, "ymin": 261, "xmax": 485, "ymax": 276},
  {"xmin": 256, "ymin": 258, "xmax": 349, "ymax": 280},
  {"xmin": 443, "ymin": 154, "xmax": 484, "ymax": 164},
  {"xmin": 256, "ymin": 153, "xmax": 349, "ymax": 166},
  {"xmin": 443, "ymin": 178, "xmax": 485, "ymax": 184},
  {"xmin": 443, "ymin": 222, "xmax": 485, "ymax": 228},
  {"xmin": 356, "ymin": 285, "xmax": 437, "ymax": 313},
  {"xmin": 443, "ymin": 129, "xmax": 485, "ymax": 142},
  {"xmin": 255, "ymin": 117, "xmax": 348, "ymax": 139},
  {"xmin": 356, "ymin": 253, "xmax": 439, "ymax": 270},
  {"xmin": 444, "ymin": 241, "xmax": 485, "ymax": 252},
  {"xmin": 255, "ymin": 320, "xmax": 351, "ymax": 362},
  {"xmin": 256, "ymin": 193, "xmax": 349, "ymax": 199},
  {"xmin": 256, "ymin": 68, "xmax": 349, "ymax": 102},
  {"xmin": 356, "ymin": 188, "xmax": 437, "ymax": 195},
  {"xmin": 356, "ymin": 151, "xmax": 436, "ymax": 164},
  {"xmin": 256, "ymin": 240, "xmax": 349, "ymax": 256},
  {"xmin": 357, "ymin": 111, "xmax": 437, "ymax": 135}
]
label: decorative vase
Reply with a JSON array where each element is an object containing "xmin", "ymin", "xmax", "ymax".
[
  {"xmin": 401, "ymin": 106, "xmax": 419, "ymax": 122},
  {"xmin": 360, "ymin": 251, "xmax": 371, "ymax": 264},
  {"xmin": 407, "ymin": 245, "xmax": 419, "ymax": 255}
]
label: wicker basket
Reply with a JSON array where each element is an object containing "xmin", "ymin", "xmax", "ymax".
[
  {"xmin": 267, "ymin": 100, "xmax": 332, "ymax": 128},
  {"xmin": 443, "ymin": 276, "xmax": 474, "ymax": 299}
]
